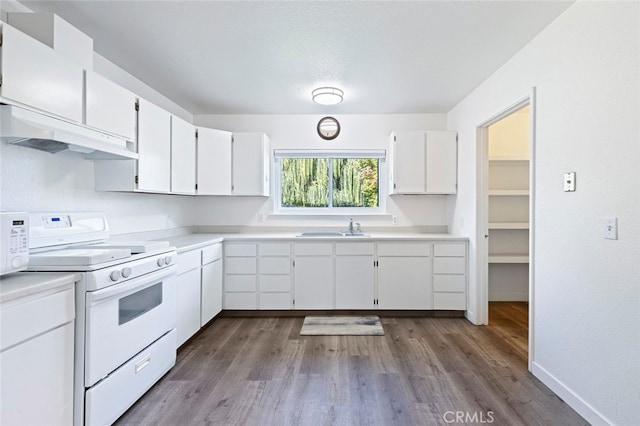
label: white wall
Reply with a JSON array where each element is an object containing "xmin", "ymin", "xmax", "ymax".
[
  {"xmin": 194, "ymin": 113, "xmax": 451, "ymax": 228},
  {"xmin": 447, "ymin": 1, "xmax": 639, "ymax": 425}
]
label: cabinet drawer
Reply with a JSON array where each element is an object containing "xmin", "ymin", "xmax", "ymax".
[
  {"xmin": 335, "ymin": 242, "xmax": 374, "ymax": 256},
  {"xmin": 259, "ymin": 243, "xmax": 291, "ymax": 256},
  {"xmin": 202, "ymin": 243, "xmax": 222, "ymax": 265},
  {"xmin": 224, "ymin": 293, "xmax": 257, "ymax": 310},
  {"xmin": 433, "ymin": 257, "xmax": 466, "ymax": 274},
  {"xmin": 225, "ymin": 257, "xmax": 256, "ymax": 274},
  {"xmin": 225, "ymin": 275, "xmax": 256, "ymax": 292},
  {"xmin": 433, "ymin": 275, "xmax": 466, "ymax": 292},
  {"xmin": 259, "ymin": 275, "xmax": 291, "ymax": 292},
  {"xmin": 294, "ymin": 243, "xmax": 333, "ymax": 256},
  {"xmin": 177, "ymin": 250, "xmax": 200, "ymax": 275},
  {"xmin": 259, "ymin": 257, "xmax": 291, "ymax": 274},
  {"xmin": 433, "ymin": 243, "xmax": 466, "ymax": 257},
  {"xmin": 433, "ymin": 292, "xmax": 466, "ymax": 310},
  {"xmin": 225, "ymin": 243, "xmax": 257, "ymax": 257},
  {"xmin": 377, "ymin": 243, "xmax": 430, "ymax": 257},
  {"xmin": 259, "ymin": 293, "xmax": 291, "ymax": 310}
]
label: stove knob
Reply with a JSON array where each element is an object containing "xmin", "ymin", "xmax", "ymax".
[
  {"xmin": 164, "ymin": 256, "xmax": 173, "ymax": 265},
  {"xmin": 157, "ymin": 258, "xmax": 165, "ymax": 267},
  {"xmin": 110, "ymin": 270, "xmax": 121, "ymax": 281},
  {"xmin": 121, "ymin": 267, "xmax": 132, "ymax": 278}
]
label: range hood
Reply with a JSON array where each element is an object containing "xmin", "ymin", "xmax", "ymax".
[{"xmin": 0, "ymin": 105, "xmax": 138, "ymax": 160}]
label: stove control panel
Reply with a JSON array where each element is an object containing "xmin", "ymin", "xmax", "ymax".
[{"xmin": 1, "ymin": 212, "xmax": 29, "ymax": 276}]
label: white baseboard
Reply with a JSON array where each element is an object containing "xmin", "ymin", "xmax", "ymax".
[{"xmin": 531, "ymin": 362, "xmax": 612, "ymax": 426}]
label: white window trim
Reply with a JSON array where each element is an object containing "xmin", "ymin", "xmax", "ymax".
[{"xmin": 272, "ymin": 150, "xmax": 387, "ymax": 216}]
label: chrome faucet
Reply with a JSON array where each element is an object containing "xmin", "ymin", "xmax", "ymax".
[{"xmin": 348, "ymin": 217, "xmax": 354, "ymax": 234}]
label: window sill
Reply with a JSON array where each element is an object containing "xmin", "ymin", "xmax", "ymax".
[{"xmin": 271, "ymin": 209, "xmax": 390, "ymax": 217}]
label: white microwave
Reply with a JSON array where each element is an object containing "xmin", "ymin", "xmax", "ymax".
[{"xmin": 1, "ymin": 212, "xmax": 29, "ymax": 276}]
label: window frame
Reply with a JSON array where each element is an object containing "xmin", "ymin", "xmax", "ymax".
[{"xmin": 273, "ymin": 149, "xmax": 387, "ymax": 216}]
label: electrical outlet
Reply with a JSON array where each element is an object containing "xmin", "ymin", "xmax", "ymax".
[
  {"xmin": 392, "ymin": 215, "xmax": 398, "ymax": 225},
  {"xmin": 258, "ymin": 213, "xmax": 265, "ymax": 223},
  {"xmin": 604, "ymin": 217, "xmax": 617, "ymax": 240},
  {"xmin": 564, "ymin": 172, "xmax": 576, "ymax": 192}
]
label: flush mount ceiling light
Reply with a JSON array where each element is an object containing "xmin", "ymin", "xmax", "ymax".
[{"xmin": 312, "ymin": 87, "xmax": 344, "ymax": 105}]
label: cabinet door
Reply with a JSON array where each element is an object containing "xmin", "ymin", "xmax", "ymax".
[
  {"xmin": 175, "ymin": 269, "xmax": 201, "ymax": 347},
  {"xmin": 85, "ymin": 70, "xmax": 136, "ymax": 140},
  {"xmin": 335, "ymin": 256, "xmax": 374, "ymax": 309},
  {"xmin": 201, "ymin": 258, "xmax": 222, "ymax": 326},
  {"xmin": 170, "ymin": 116, "xmax": 196, "ymax": 194},
  {"xmin": 377, "ymin": 257, "xmax": 432, "ymax": 309},
  {"xmin": 391, "ymin": 131, "xmax": 426, "ymax": 194},
  {"xmin": 0, "ymin": 24, "xmax": 83, "ymax": 122},
  {"xmin": 137, "ymin": 98, "xmax": 171, "ymax": 192},
  {"xmin": 426, "ymin": 131, "xmax": 457, "ymax": 194},
  {"xmin": 197, "ymin": 127, "xmax": 232, "ymax": 195},
  {"xmin": 294, "ymin": 256, "xmax": 334, "ymax": 309},
  {"xmin": 232, "ymin": 133, "xmax": 270, "ymax": 196}
]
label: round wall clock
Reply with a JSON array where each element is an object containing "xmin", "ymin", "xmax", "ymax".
[{"xmin": 317, "ymin": 116, "xmax": 340, "ymax": 140}]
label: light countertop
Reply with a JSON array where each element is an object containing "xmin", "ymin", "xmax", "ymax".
[{"xmin": 0, "ymin": 272, "xmax": 80, "ymax": 304}]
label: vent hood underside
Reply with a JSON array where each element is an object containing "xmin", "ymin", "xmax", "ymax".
[{"xmin": 0, "ymin": 104, "xmax": 138, "ymax": 160}]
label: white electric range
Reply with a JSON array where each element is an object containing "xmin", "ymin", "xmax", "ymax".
[{"xmin": 26, "ymin": 212, "xmax": 177, "ymax": 426}]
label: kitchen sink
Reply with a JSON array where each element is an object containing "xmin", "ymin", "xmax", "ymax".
[{"xmin": 296, "ymin": 231, "xmax": 371, "ymax": 238}]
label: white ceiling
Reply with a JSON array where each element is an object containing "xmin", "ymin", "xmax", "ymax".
[{"xmin": 19, "ymin": 1, "xmax": 574, "ymax": 115}]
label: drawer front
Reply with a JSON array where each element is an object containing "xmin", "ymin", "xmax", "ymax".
[
  {"xmin": 433, "ymin": 292, "xmax": 466, "ymax": 310},
  {"xmin": 224, "ymin": 292, "xmax": 257, "ymax": 310},
  {"xmin": 177, "ymin": 250, "xmax": 201, "ymax": 275},
  {"xmin": 376, "ymin": 243, "xmax": 430, "ymax": 257},
  {"xmin": 433, "ymin": 275, "xmax": 466, "ymax": 292},
  {"xmin": 259, "ymin": 243, "xmax": 291, "ymax": 256},
  {"xmin": 225, "ymin": 257, "xmax": 257, "ymax": 274},
  {"xmin": 260, "ymin": 275, "xmax": 291, "ymax": 292},
  {"xmin": 335, "ymin": 242, "xmax": 374, "ymax": 256},
  {"xmin": 259, "ymin": 257, "xmax": 291, "ymax": 274},
  {"xmin": 225, "ymin": 275, "xmax": 257, "ymax": 292},
  {"xmin": 433, "ymin": 243, "xmax": 466, "ymax": 257},
  {"xmin": 202, "ymin": 243, "xmax": 222, "ymax": 265},
  {"xmin": 294, "ymin": 243, "xmax": 333, "ymax": 256},
  {"xmin": 433, "ymin": 257, "xmax": 466, "ymax": 274},
  {"xmin": 259, "ymin": 293, "xmax": 291, "ymax": 310},
  {"xmin": 225, "ymin": 243, "xmax": 257, "ymax": 257}
]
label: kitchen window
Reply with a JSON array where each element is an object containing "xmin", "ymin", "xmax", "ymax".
[{"xmin": 274, "ymin": 150, "xmax": 385, "ymax": 214}]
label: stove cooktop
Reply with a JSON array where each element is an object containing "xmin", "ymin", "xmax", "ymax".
[{"xmin": 28, "ymin": 248, "xmax": 132, "ymax": 266}]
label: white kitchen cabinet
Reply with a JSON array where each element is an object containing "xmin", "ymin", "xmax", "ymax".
[
  {"xmin": 224, "ymin": 243, "xmax": 258, "ymax": 309},
  {"xmin": 231, "ymin": 133, "xmax": 270, "ymax": 196},
  {"xmin": 84, "ymin": 70, "xmax": 137, "ymax": 141},
  {"xmin": 335, "ymin": 243, "xmax": 375, "ymax": 309},
  {"xmin": 258, "ymin": 243, "xmax": 292, "ymax": 309},
  {"xmin": 175, "ymin": 250, "xmax": 201, "ymax": 347},
  {"xmin": 389, "ymin": 130, "xmax": 457, "ymax": 194},
  {"xmin": 201, "ymin": 244, "xmax": 223, "ymax": 325},
  {"xmin": 377, "ymin": 243, "xmax": 433, "ymax": 309},
  {"xmin": 197, "ymin": 127, "xmax": 233, "ymax": 195},
  {"xmin": 0, "ymin": 23, "xmax": 83, "ymax": 122},
  {"xmin": 1, "ymin": 279, "xmax": 75, "ymax": 426},
  {"xmin": 293, "ymin": 243, "xmax": 334, "ymax": 309},
  {"xmin": 432, "ymin": 243, "xmax": 467, "ymax": 310},
  {"xmin": 171, "ymin": 116, "xmax": 196, "ymax": 195}
]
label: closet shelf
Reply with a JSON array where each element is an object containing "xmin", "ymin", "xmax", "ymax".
[
  {"xmin": 488, "ymin": 189, "xmax": 530, "ymax": 196},
  {"xmin": 488, "ymin": 222, "xmax": 529, "ymax": 230},
  {"xmin": 489, "ymin": 156, "xmax": 529, "ymax": 165},
  {"xmin": 489, "ymin": 254, "xmax": 529, "ymax": 264}
]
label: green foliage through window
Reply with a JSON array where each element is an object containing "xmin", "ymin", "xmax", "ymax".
[{"xmin": 280, "ymin": 157, "xmax": 379, "ymax": 208}]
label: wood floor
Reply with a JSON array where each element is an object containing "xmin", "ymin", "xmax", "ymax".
[{"xmin": 116, "ymin": 304, "xmax": 586, "ymax": 425}]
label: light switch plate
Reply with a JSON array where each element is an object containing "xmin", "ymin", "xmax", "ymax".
[
  {"xmin": 604, "ymin": 217, "xmax": 618, "ymax": 240},
  {"xmin": 564, "ymin": 172, "xmax": 576, "ymax": 192}
]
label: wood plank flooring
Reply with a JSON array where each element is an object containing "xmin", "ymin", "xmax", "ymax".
[{"xmin": 116, "ymin": 304, "xmax": 586, "ymax": 425}]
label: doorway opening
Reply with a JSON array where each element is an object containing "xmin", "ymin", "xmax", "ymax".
[{"xmin": 477, "ymin": 91, "xmax": 535, "ymax": 370}]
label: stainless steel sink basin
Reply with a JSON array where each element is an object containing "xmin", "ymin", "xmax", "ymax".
[{"xmin": 296, "ymin": 232, "xmax": 371, "ymax": 238}]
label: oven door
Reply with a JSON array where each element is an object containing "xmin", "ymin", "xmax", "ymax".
[{"xmin": 84, "ymin": 265, "xmax": 176, "ymax": 387}]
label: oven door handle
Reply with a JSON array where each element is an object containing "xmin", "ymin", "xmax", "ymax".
[{"xmin": 86, "ymin": 265, "xmax": 176, "ymax": 305}]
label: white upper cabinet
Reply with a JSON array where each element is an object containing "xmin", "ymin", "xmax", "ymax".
[
  {"xmin": 390, "ymin": 130, "xmax": 457, "ymax": 194},
  {"xmin": 0, "ymin": 23, "xmax": 83, "ymax": 122},
  {"xmin": 170, "ymin": 116, "xmax": 196, "ymax": 195},
  {"xmin": 231, "ymin": 133, "xmax": 270, "ymax": 196},
  {"xmin": 137, "ymin": 99, "xmax": 171, "ymax": 192},
  {"xmin": 84, "ymin": 70, "xmax": 137, "ymax": 141},
  {"xmin": 196, "ymin": 127, "xmax": 233, "ymax": 195}
]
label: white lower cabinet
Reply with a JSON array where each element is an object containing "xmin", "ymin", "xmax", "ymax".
[
  {"xmin": 335, "ymin": 243, "xmax": 375, "ymax": 309},
  {"xmin": 377, "ymin": 243, "xmax": 433, "ymax": 310},
  {"xmin": 258, "ymin": 243, "xmax": 292, "ymax": 309},
  {"xmin": 433, "ymin": 243, "xmax": 467, "ymax": 309},
  {"xmin": 224, "ymin": 243, "xmax": 258, "ymax": 309},
  {"xmin": 201, "ymin": 244, "xmax": 223, "ymax": 325},
  {"xmin": 293, "ymin": 243, "xmax": 334, "ymax": 309}
]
